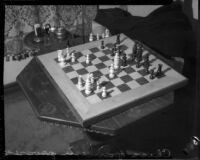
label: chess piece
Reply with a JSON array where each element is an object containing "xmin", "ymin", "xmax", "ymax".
[
  {"xmin": 71, "ymin": 52, "xmax": 75, "ymax": 62},
  {"xmin": 85, "ymin": 74, "xmax": 92, "ymax": 95},
  {"xmin": 149, "ymin": 69, "xmax": 155, "ymax": 79},
  {"xmin": 136, "ymin": 59, "xmax": 140, "ymax": 68},
  {"xmin": 102, "ymin": 86, "xmax": 107, "ymax": 98},
  {"xmin": 89, "ymin": 33, "xmax": 93, "ymax": 42},
  {"xmin": 78, "ymin": 75, "xmax": 83, "ymax": 89},
  {"xmin": 114, "ymin": 52, "xmax": 120, "ymax": 69},
  {"xmin": 132, "ymin": 43, "xmax": 137, "ymax": 61},
  {"xmin": 6, "ymin": 55, "xmax": 10, "ymax": 61},
  {"xmin": 122, "ymin": 53, "xmax": 127, "ymax": 67},
  {"xmin": 86, "ymin": 54, "xmax": 90, "ymax": 64},
  {"xmin": 101, "ymin": 41, "xmax": 105, "ymax": 50},
  {"xmin": 57, "ymin": 50, "xmax": 64, "ymax": 62},
  {"xmin": 90, "ymin": 73, "xmax": 95, "ymax": 84},
  {"xmin": 96, "ymin": 80, "xmax": 100, "ymax": 91},
  {"xmin": 109, "ymin": 63, "xmax": 115, "ymax": 79},
  {"xmin": 105, "ymin": 29, "xmax": 109, "ymax": 38},
  {"xmin": 102, "ymin": 33, "xmax": 105, "ymax": 39},
  {"xmin": 96, "ymin": 33, "xmax": 100, "ymax": 41},
  {"xmin": 111, "ymin": 47, "xmax": 115, "ymax": 56},
  {"xmin": 155, "ymin": 64, "xmax": 163, "ymax": 77},
  {"xmin": 116, "ymin": 34, "xmax": 120, "ymax": 45}
]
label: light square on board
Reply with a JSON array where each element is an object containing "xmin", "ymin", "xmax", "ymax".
[
  {"xmin": 81, "ymin": 49, "xmax": 92, "ymax": 56},
  {"xmin": 126, "ymin": 80, "xmax": 141, "ymax": 89},
  {"xmin": 99, "ymin": 68, "xmax": 109, "ymax": 75},
  {"xmin": 129, "ymin": 72, "xmax": 143, "ymax": 80},
  {"xmin": 103, "ymin": 60, "xmax": 113, "ymax": 66},
  {"xmin": 66, "ymin": 71, "xmax": 78, "ymax": 79},
  {"xmin": 72, "ymin": 63, "xmax": 84, "ymax": 70},
  {"xmin": 85, "ymin": 65, "xmax": 98, "ymax": 72},
  {"xmin": 77, "ymin": 56, "xmax": 85, "ymax": 63},
  {"xmin": 117, "ymin": 70, "xmax": 127, "ymax": 77},
  {"xmin": 108, "ymin": 87, "xmax": 121, "ymax": 97},
  {"xmin": 92, "ymin": 58, "xmax": 102, "ymax": 65},
  {"xmin": 111, "ymin": 78, "xmax": 124, "ymax": 86},
  {"xmin": 86, "ymin": 94, "xmax": 102, "ymax": 104},
  {"xmin": 94, "ymin": 51, "xmax": 105, "ymax": 57}
]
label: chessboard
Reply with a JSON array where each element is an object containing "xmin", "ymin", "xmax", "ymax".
[{"xmin": 37, "ymin": 33, "xmax": 187, "ymax": 127}]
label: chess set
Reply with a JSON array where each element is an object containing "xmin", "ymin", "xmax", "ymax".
[{"xmin": 30, "ymin": 32, "xmax": 187, "ymax": 127}]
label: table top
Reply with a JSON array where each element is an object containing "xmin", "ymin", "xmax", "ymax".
[
  {"xmin": 16, "ymin": 33, "xmax": 187, "ymax": 134},
  {"xmin": 37, "ymin": 34, "xmax": 187, "ymax": 127}
]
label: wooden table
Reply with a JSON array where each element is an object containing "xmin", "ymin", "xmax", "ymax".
[{"xmin": 16, "ymin": 33, "xmax": 187, "ymax": 155}]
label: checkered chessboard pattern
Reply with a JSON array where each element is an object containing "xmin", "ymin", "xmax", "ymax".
[{"xmin": 54, "ymin": 42, "xmax": 170, "ymax": 105}]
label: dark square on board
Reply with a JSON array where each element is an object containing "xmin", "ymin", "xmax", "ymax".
[
  {"xmin": 63, "ymin": 66, "xmax": 74, "ymax": 73},
  {"xmin": 135, "ymin": 77, "xmax": 149, "ymax": 85},
  {"xmin": 76, "ymin": 68, "xmax": 88, "ymax": 75},
  {"xmin": 117, "ymin": 84, "xmax": 131, "ymax": 92},
  {"xmin": 90, "ymin": 47, "xmax": 100, "ymax": 53}
]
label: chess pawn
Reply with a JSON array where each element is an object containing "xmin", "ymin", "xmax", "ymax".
[
  {"xmin": 114, "ymin": 52, "xmax": 120, "ymax": 69},
  {"xmin": 96, "ymin": 80, "xmax": 100, "ymax": 91},
  {"xmin": 105, "ymin": 29, "xmax": 109, "ymax": 38},
  {"xmin": 86, "ymin": 54, "xmax": 90, "ymax": 64},
  {"xmin": 101, "ymin": 41, "xmax": 105, "ymax": 50},
  {"xmin": 109, "ymin": 63, "xmax": 115, "ymax": 79},
  {"xmin": 89, "ymin": 33, "xmax": 93, "ymax": 42},
  {"xmin": 71, "ymin": 52, "xmax": 75, "ymax": 62},
  {"xmin": 102, "ymin": 86, "xmax": 107, "ymax": 98}
]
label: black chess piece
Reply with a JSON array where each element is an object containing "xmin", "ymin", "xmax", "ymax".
[
  {"xmin": 101, "ymin": 40, "xmax": 105, "ymax": 49},
  {"xmin": 132, "ymin": 44, "xmax": 137, "ymax": 61},
  {"xmin": 136, "ymin": 60, "xmax": 140, "ymax": 68},
  {"xmin": 122, "ymin": 53, "xmax": 127, "ymax": 67},
  {"xmin": 149, "ymin": 69, "xmax": 155, "ymax": 79},
  {"xmin": 155, "ymin": 64, "xmax": 163, "ymax": 77},
  {"xmin": 12, "ymin": 55, "xmax": 16, "ymax": 61},
  {"xmin": 111, "ymin": 47, "xmax": 115, "ymax": 56},
  {"xmin": 116, "ymin": 34, "xmax": 120, "ymax": 44}
]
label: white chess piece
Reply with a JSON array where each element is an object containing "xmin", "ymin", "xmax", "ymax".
[
  {"xmin": 96, "ymin": 33, "xmax": 100, "ymax": 40},
  {"xmin": 105, "ymin": 29, "xmax": 109, "ymax": 38},
  {"xmin": 78, "ymin": 75, "xmax": 83, "ymax": 89},
  {"xmin": 102, "ymin": 33, "xmax": 105, "ymax": 39},
  {"xmin": 114, "ymin": 52, "xmax": 120, "ymax": 69},
  {"xmin": 102, "ymin": 86, "xmax": 107, "ymax": 98},
  {"xmin": 71, "ymin": 52, "xmax": 75, "ymax": 62},
  {"xmin": 96, "ymin": 80, "xmax": 100, "ymax": 91},
  {"xmin": 85, "ymin": 74, "xmax": 92, "ymax": 95},
  {"xmin": 89, "ymin": 33, "xmax": 93, "ymax": 42},
  {"xmin": 109, "ymin": 63, "xmax": 115, "ymax": 78},
  {"xmin": 57, "ymin": 50, "xmax": 64, "ymax": 62},
  {"xmin": 90, "ymin": 73, "xmax": 94, "ymax": 84},
  {"xmin": 86, "ymin": 54, "xmax": 90, "ymax": 64}
]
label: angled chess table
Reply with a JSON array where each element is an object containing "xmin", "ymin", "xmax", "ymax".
[{"xmin": 17, "ymin": 34, "xmax": 188, "ymax": 130}]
